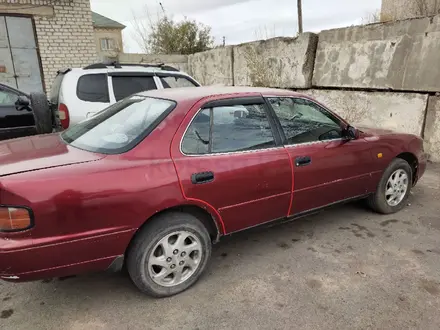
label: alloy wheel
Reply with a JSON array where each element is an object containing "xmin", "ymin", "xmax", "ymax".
[{"xmin": 147, "ymin": 231, "xmax": 202, "ymax": 287}]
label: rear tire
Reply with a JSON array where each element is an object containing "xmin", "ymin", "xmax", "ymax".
[
  {"xmin": 367, "ymin": 158, "xmax": 412, "ymax": 214},
  {"xmin": 127, "ymin": 212, "xmax": 211, "ymax": 298},
  {"xmin": 30, "ymin": 92, "xmax": 52, "ymax": 134}
]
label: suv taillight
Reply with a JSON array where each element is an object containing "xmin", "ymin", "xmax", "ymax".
[{"xmin": 58, "ymin": 103, "xmax": 70, "ymax": 129}]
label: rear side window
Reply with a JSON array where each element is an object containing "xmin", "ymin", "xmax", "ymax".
[
  {"xmin": 77, "ymin": 74, "xmax": 110, "ymax": 103},
  {"xmin": 181, "ymin": 109, "xmax": 211, "ymax": 154},
  {"xmin": 112, "ymin": 76, "xmax": 157, "ymax": 101},
  {"xmin": 161, "ymin": 76, "xmax": 197, "ymax": 88},
  {"xmin": 181, "ymin": 103, "xmax": 275, "ymax": 155}
]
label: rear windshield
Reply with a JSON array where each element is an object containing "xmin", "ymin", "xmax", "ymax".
[{"xmin": 61, "ymin": 96, "xmax": 176, "ymax": 154}]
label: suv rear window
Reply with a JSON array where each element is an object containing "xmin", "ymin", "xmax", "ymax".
[
  {"xmin": 61, "ymin": 96, "xmax": 175, "ymax": 154},
  {"xmin": 77, "ymin": 74, "xmax": 110, "ymax": 103},
  {"xmin": 112, "ymin": 76, "xmax": 157, "ymax": 101}
]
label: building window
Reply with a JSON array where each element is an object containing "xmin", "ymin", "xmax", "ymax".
[{"xmin": 100, "ymin": 38, "xmax": 116, "ymax": 50}]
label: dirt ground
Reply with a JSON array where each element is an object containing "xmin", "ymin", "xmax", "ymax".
[{"xmin": 1, "ymin": 165, "xmax": 440, "ymax": 330}]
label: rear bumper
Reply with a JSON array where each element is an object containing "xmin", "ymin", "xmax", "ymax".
[{"xmin": 0, "ymin": 229, "xmax": 134, "ymax": 282}]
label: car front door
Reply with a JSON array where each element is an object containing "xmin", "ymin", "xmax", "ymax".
[
  {"xmin": 267, "ymin": 96, "xmax": 374, "ymax": 216},
  {"xmin": 171, "ymin": 96, "xmax": 292, "ymax": 234}
]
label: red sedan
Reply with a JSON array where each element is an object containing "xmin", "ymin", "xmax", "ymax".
[{"xmin": 0, "ymin": 87, "xmax": 427, "ymax": 297}]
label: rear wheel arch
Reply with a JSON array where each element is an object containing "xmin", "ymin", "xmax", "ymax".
[{"xmin": 126, "ymin": 204, "xmax": 222, "ymax": 257}]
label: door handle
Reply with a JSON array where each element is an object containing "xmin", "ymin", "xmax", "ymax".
[
  {"xmin": 191, "ymin": 171, "xmax": 215, "ymax": 184},
  {"xmin": 295, "ymin": 156, "xmax": 311, "ymax": 167}
]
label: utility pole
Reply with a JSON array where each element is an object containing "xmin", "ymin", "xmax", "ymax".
[{"xmin": 297, "ymin": 0, "xmax": 303, "ymax": 34}]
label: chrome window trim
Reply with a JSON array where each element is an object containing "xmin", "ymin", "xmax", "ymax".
[
  {"xmin": 283, "ymin": 138, "xmax": 345, "ymax": 148},
  {"xmin": 264, "ymin": 95, "xmax": 346, "ymax": 147},
  {"xmin": 179, "ymin": 107, "xmax": 282, "ymax": 157}
]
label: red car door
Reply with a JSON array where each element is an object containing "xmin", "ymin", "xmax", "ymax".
[
  {"xmin": 266, "ymin": 96, "xmax": 374, "ymax": 215},
  {"xmin": 171, "ymin": 96, "xmax": 292, "ymax": 233}
]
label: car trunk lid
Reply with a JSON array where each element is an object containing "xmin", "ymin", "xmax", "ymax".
[{"xmin": 0, "ymin": 133, "xmax": 104, "ymax": 177}]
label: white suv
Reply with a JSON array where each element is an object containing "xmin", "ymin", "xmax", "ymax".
[{"xmin": 49, "ymin": 62, "xmax": 200, "ymax": 129}]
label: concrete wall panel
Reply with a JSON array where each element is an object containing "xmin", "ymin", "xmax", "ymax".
[
  {"xmin": 424, "ymin": 96, "xmax": 440, "ymax": 162},
  {"xmin": 303, "ymin": 89, "xmax": 428, "ymax": 136},
  {"xmin": 313, "ymin": 15, "xmax": 440, "ymax": 92},
  {"xmin": 188, "ymin": 47, "xmax": 233, "ymax": 86},
  {"xmin": 233, "ymin": 33, "xmax": 318, "ymax": 88}
]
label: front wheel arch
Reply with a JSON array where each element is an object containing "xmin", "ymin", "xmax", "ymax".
[{"xmin": 396, "ymin": 152, "xmax": 418, "ymax": 185}]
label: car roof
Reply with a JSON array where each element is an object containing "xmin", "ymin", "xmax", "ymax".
[{"xmin": 139, "ymin": 86, "xmax": 305, "ymax": 103}]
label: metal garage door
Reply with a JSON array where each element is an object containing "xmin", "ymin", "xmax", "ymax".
[{"xmin": 0, "ymin": 15, "xmax": 43, "ymax": 93}]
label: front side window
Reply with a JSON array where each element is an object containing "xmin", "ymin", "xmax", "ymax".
[
  {"xmin": 112, "ymin": 76, "xmax": 157, "ymax": 101},
  {"xmin": 77, "ymin": 74, "xmax": 110, "ymax": 103},
  {"xmin": 62, "ymin": 96, "xmax": 175, "ymax": 154},
  {"xmin": 268, "ymin": 97, "xmax": 342, "ymax": 145},
  {"xmin": 160, "ymin": 76, "xmax": 197, "ymax": 88},
  {"xmin": 181, "ymin": 103, "xmax": 275, "ymax": 155},
  {"xmin": 0, "ymin": 89, "xmax": 18, "ymax": 105}
]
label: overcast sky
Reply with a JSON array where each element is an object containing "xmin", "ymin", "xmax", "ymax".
[{"xmin": 90, "ymin": 0, "xmax": 382, "ymax": 53}]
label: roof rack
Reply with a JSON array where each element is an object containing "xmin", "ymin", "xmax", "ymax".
[{"xmin": 83, "ymin": 61, "xmax": 179, "ymax": 72}]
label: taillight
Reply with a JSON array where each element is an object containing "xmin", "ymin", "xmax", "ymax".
[
  {"xmin": 0, "ymin": 207, "xmax": 33, "ymax": 232},
  {"xmin": 58, "ymin": 103, "xmax": 70, "ymax": 129}
]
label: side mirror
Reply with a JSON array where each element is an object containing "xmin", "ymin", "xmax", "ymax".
[
  {"xmin": 15, "ymin": 95, "xmax": 31, "ymax": 111},
  {"xmin": 345, "ymin": 126, "xmax": 360, "ymax": 140}
]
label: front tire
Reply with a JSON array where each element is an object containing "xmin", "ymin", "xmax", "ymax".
[
  {"xmin": 127, "ymin": 212, "xmax": 212, "ymax": 297},
  {"xmin": 367, "ymin": 158, "xmax": 412, "ymax": 214}
]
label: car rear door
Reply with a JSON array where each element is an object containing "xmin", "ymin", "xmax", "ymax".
[
  {"xmin": 171, "ymin": 96, "xmax": 292, "ymax": 234},
  {"xmin": 266, "ymin": 96, "xmax": 374, "ymax": 215}
]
